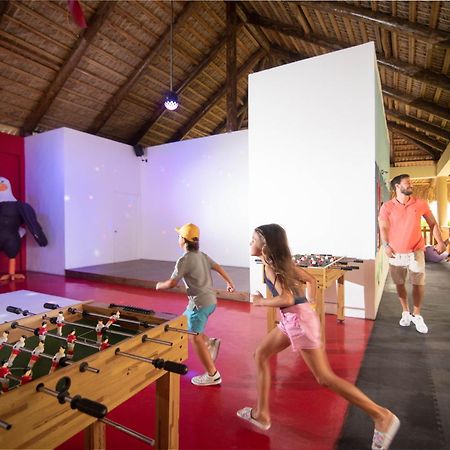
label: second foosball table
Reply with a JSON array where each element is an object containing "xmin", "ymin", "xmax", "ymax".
[{"xmin": 266, "ymin": 254, "xmax": 362, "ymax": 343}]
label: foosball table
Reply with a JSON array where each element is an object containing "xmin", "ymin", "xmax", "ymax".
[
  {"xmin": 0, "ymin": 301, "xmax": 191, "ymax": 450},
  {"xmin": 266, "ymin": 254, "xmax": 362, "ymax": 343}
]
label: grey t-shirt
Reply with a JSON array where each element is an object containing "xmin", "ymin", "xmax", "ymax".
[{"xmin": 171, "ymin": 251, "xmax": 217, "ymax": 309}]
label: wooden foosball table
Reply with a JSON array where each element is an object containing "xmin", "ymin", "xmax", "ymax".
[
  {"xmin": 266, "ymin": 254, "xmax": 362, "ymax": 343},
  {"xmin": 0, "ymin": 301, "xmax": 190, "ymax": 450}
]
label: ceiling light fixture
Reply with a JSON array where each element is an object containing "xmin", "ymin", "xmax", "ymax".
[{"xmin": 164, "ymin": 1, "xmax": 178, "ymax": 111}]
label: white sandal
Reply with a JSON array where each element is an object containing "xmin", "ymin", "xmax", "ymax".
[
  {"xmin": 236, "ymin": 407, "xmax": 271, "ymax": 431},
  {"xmin": 371, "ymin": 414, "xmax": 400, "ymax": 450}
]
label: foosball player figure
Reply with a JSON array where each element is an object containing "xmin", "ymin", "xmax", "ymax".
[
  {"xmin": 0, "ymin": 360, "xmax": 11, "ymax": 393},
  {"xmin": 95, "ymin": 319, "xmax": 104, "ymax": 344},
  {"xmin": 7, "ymin": 335, "xmax": 26, "ymax": 367},
  {"xmin": 105, "ymin": 311, "xmax": 120, "ymax": 328},
  {"xmin": 0, "ymin": 331, "xmax": 9, "ymax": 350},
  {"xmin": 38, "ymin": 321, "xmax": 48, "ymax": 342},
  {"xmin": 20, "ymin": 367, "xmax": 33, "ymax": 385},
  {"xmin": 56, "ymin": 311, "xmax": 65, "ymax": 336},
  {"xmin": 49, "ymin": 346, "xmax": 66, "ymax": 374},
  {"xmin": 100, "ymin": 337, "xmax": 110, "ymax": 351},
  {"xmin": 66, "ymin": 329, "xmax": 76, "ymax": 359},
  {"xmin": 29, "ymin": 341, "xmax": 45, "ymax": 368}
]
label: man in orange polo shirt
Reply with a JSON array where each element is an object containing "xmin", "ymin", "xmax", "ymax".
[{"xmin": 378, "ymin": 174, "xmax": 446, "ymax": 333}]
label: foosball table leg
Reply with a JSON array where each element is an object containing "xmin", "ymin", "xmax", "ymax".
[
  {"xmin": 84, "ymin": 421, "xmax": 106, "ymax": 450},
  {"xmin": 156, "ymin": 371, "xmax": 180, "ymax": 450},
  {"xmin": 337, "ymin": 275, "xmax": 345, "ymax": 323}
]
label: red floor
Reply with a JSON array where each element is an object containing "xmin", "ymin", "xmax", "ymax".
[{"xmin": 0, "ymin": 272, "xmax": 373, "ymax": 450}]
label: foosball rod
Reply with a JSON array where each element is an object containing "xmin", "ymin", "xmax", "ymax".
[
  {"xmin": 44, "ymin": 316, "xmax": 135, "ymax": 339},
  {"xmin": 6, "ymin": 305, "xmax": 37, "ymax": 316},
  {"xmin": 114, "ymin": 348, "xmax": 188, "ymax": 375},
  {"xmin": 67, "ymin": 307, "xmax": 151, "ymax": 328},
  {"xmin": 0, "ymin": 419, "xmax": 11, "ymax": 430},
  {"xmin": 11, "ymin": 322, "xmax": 100, "ymax": 350},
  {"xmin": 2, "ymin": 341, "xmax": 100, "ymax": 373},
  {"xmin": 100, "ymin": 417, "xmax": 155, "ymax": 446}
]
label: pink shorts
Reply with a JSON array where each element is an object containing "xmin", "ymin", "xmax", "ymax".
[{"xmin": 277, "ymin": 303, "xmax": 321, "ymax": 351}]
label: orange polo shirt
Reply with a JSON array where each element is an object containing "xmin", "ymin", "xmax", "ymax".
[{"xmin": 378, "ymin": 196, "xmax": 431, "ymax": 253}]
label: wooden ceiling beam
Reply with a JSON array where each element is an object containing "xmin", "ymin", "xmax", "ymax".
[
  {"xmin": 0, "ymin": 1, "xmax": 9, "ymax": 22},
  {"xmin": 383, "ymin": 86, "xmax": 450, "ymax": 122},
  {"xmin": 20, "ymin": 1, "xmax": 116, "ymax": 136},
  {"xmin": 236, "ymin": 3, "xmax": 271, "ymax": 52},
  {"xmin": 301, "ymin": 1, "xmax": 450, "ymax": 49},
  {"xmin": 87, "ymin": 1, "xmax": 195, "ymax": 135},
  {"xmin": 385, "ymin": 109, "xmax": 450, "ymax": 142},
  {"xmin": 169, "ymin": 48, "xmax": 265, "ymax": 143},
  {"xmin": 390, "ymin": 132, "xmax": 440, "ymax": 160},
  {"xmin": 246, "ymin": 12, "xmax": 450, "ymax": 93},
  {"xmin": 226, "ymin": 1, "xmax": 238, "ymax": 132},
  {"xmin": 387, "ymin": 122, "xmax": 446, "ymax": 155},
  {"xmin": 128, "ymin": 23, "xmax": 244, "ymax": 146}
]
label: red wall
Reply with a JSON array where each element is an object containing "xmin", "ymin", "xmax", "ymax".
[{"xmin": 0, "ymin": 133, "xmax": 26, "ymax": 272}]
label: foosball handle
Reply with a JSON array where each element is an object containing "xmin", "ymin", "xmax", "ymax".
[
  {"xmin": 69, "ymin": 395, "xmax": 108, "ymax": 419},
  {"xmin": 6, "ymin": 306, "xmax": 22, "ymax": 315},
  {"xmin": 152, "ymin": 358, "xmax": 188, "ymax": 375},
  {"xmin": 43, "ymin": 303, "xmax": 60, "ymax": 310}
]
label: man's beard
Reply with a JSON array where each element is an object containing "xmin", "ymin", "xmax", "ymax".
[{"xmin": 400, "ymin": 187, "xmax": 412, "ymax": 196}]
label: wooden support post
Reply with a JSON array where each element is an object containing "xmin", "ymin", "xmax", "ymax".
[
  {"xmin": 337, "ymin": 275, "xmax": 345, "ymax": 322},
  {"xmin": 155, "ymin": 371, "xmax": 180, "ymax": 450},
  {"xmin": 84, "ymin": 421, "xmax": 106, "ymax": 450}
]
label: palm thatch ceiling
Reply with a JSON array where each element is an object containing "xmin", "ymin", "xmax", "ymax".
[{"xmin": 0, "ymin": 1, "xmax": 449, "ymax": 167}]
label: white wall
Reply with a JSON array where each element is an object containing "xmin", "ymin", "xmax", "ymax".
[
  {"xmin": 248, "ymin": 43, "xmax": 385, "ymax": 318},
  {"xmin": 26, "ymin": 129, "xmax": 66, "ymax": 275},
  {"xmin": 63, "ymin": 128, "xmax": 140, "ymax": 269},
  {"xmin": 141, "ymin": 130, "xmax": 249, "ymax": 267}
]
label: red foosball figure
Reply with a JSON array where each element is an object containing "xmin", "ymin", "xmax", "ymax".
[
  {"xmin": 20, "ymin": 367, "xmax": 33, "ymax": 385},
  {"xmin": 95, "ymin": 320, "xmax": 104, "ymax": 344},
  {"xmin": 56, "ymin": 311, "xmax": 65, "ymax": 336},
  {"xmin": 38, "ymin": 321, "xmax": 48, "ymax": 342},
  {"xmin": 49, "ymin": 346, "xmax": 66, "ymax": 374},
  {"xmin": 0, "ymin": 331, "xmax": 9, "ymax": 350},
  {"xmin": 105, "ymin": 311, "xmax": 120, "ymax": 328},
  {"xmin": 0, "ymin": 360, "xmax": 11, "ymax": 392},
  {"xmin": 7, "ymin": 335, "xmax": 26, "ymax": 367},
  {"xmin": 100, "ymin": 337, "xmax": 110, "ymax": 351},
  {"xmin": 66, "ymin": 329, "xmax": 76, "ymax": 358},
  {"xmin": 29, "ymin": 341, "xmax": 45, "ymax": 368}
]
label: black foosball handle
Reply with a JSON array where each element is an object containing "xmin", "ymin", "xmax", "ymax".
[
  {"xmin": 43, "ymin": 302, "xmax": 60, "ymax": 310},
  {"xmin": 6, "ymin": 306, "xmax": 22, "ymax": 315},
  {"xmin": 152, "ymin": 358, "xmax": 188, "ymax": 375},
  {"xmin": 108, "ymin": 303, "xmax": 155, "ymax": 316},
  {"xmin": 69, "ymin": 395, "xmax": 108, "ymax": 419}
]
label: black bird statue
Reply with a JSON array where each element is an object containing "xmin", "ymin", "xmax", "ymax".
[{"xmin": 0, "ymin": 176, "xmax": 48, "ymax": 281}]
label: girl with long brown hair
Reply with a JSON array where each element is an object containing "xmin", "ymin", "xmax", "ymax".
[{"xmin": 237, "ymin": 224, "xmax": 399, "ymax": 450}]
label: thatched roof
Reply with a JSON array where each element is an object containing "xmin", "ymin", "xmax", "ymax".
[{"xmin": 0, "ymin": 1, "xmax": 449, "ymax": 166}]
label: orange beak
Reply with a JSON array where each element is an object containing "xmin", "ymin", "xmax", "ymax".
[{"xmin": 0, "ymin": 184, "xmax": 8, "ymax": 192}]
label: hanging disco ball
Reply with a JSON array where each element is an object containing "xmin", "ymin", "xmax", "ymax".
[{"xmin": 164, "ymin": 91, "xmax": 179, "ymax": 110}]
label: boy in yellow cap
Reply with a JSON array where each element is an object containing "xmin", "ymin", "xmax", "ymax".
[{"xmin": 156, "ymin": 223, "xmax": 235, "ymax": 386}]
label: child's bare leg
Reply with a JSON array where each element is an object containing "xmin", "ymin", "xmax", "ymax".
[
  {"xmin": 300, "ymin": 348, "xmax": 395, "ymax": 432},
  {"xmin": 190, "ymin": 333, "xmax": 216, "ymax": 375},
  {"xmin": 252, "ymin": 327, "xmax": 290, "ymax": 425}
]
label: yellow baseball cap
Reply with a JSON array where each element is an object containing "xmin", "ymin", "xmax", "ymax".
[{"xmin": 175, "ymin": 223, "xmax": 200, "ymax": 241}]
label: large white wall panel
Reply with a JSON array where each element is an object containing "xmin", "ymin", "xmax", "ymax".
[{"xmin": 141, "ymin": 131, "xmax": 249, "ymax": 267}]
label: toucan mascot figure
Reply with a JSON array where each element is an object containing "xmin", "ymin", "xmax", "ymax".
[{"xmin": 0, "ymin": 177, "xmax": 48, "ymax": 281}]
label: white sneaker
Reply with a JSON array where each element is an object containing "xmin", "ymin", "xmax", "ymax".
[
  {"xmin": 191, "ymin": 370, "xmax": 221, "ymax": 386},
  {"xmin": 411, "ymin": 315, "xmax": 428, "ymax": 334},
  {"xmin": 208, "ymin": 338, "xmax": 221, "ymax": 362},
  {"xmin": 399, "ymin": 311, "xmax": 411, "ymax": 327}
]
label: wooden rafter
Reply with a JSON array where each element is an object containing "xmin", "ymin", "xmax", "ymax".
[
  {"xmin": 0, "ymin": 0, "xmax": 9, "ymax": 22},
  {"xmin": 226, "ymin": 1, "xmax": 237, "ymax": 132},
  {"xmin": 169, "ymin": 48, "xmax": 265, "ymax": 142},
  {"xmin": 385, "ymin": 109, "xmax": 450, "ymax": 142},
  {"xmin": 387, "ymin": 121, "xmax": 446, "ymax": 154},
  {"xmin": 391, "ymin": 132, "xmax": 440, "ymax": 160},
  {"xmin": 236, "ymin": 3, "xmax": 271, "ymax": 52},
  {"xmin": 128, "ymin": 23, "xmax": 243, "ymax": 146},
  {"xmin": 20, "ymin": 1, "xmax": 116, "ymax": 136},
  {"xmin": 383, "ymin": 87, "xmax": 450, "ymax": 122},
  {"xmin": 88, "ymin": 1, "xmax": 196, "ymax": 135},
  {"xmin": 301, "ymin": 1, "xmax": 450, "ymax": 49},
  {"xmin": 246, "ymin": 12, "xmax": 450, "ymax": 93}
]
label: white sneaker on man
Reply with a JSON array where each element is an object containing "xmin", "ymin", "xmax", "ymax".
[
  {"xmin": 191, "ymin": 370, "xmax": 222, "ymax": 386},
  {"xmin": 399, "ymin": 311, "xmax": 412, "ymax": 327},
  {"xmin": 411, "ymin": 315, "xmax": 428, "ymax": 334},
  {"xmin": 208, "ymin": 338, "xmax": 221, "ymax": 362}
]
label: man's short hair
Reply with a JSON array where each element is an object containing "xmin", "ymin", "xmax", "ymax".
[{"xmin": 390, "ymin": 174, "xmax": 409, "ymax": 191}]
